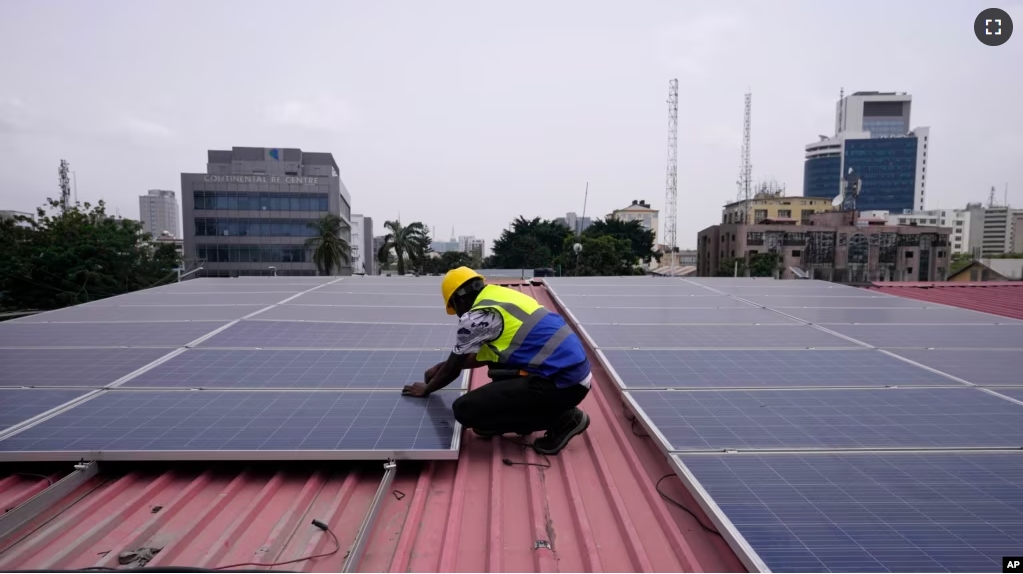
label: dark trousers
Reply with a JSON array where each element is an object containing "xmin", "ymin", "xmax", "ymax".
[{"xmin": 451, "ymin": 371, "xmax": 589, "ymax": 434}]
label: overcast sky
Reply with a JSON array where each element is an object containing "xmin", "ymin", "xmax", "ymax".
[{"xmin": 1, "ymin": 0, "xmax": 1020, "ymax": 250}]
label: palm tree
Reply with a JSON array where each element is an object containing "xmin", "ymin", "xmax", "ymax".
[
  {"xmin": 305, "ymin": 214, "xmax": 350, "ymax": 276},
  {"xmin": 378, "ymin": 220, "xmax": 429, "ymax": 276}
]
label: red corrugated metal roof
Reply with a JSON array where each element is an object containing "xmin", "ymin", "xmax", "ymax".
[
  {"xmin": 866, "ymin": 281, "xmax": 1023, "ymax": 320},
  {"xmin": 0, "ymin": 283, "xmax": 740, "ymax": 572}
]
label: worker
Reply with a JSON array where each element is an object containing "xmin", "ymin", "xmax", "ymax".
[{"xmin": 402, "ymin": 267, "xmax": 591, "ymax": 455}]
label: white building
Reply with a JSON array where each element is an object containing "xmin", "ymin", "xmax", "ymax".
[
  {"xmin": 608, "ymin": 199, "xmax": 659, "ymax": 245},
  {"xmin": 350, "ymin": 214, "xmax": 374, "ymax": 275},
  {"xmin": 138, "ymin": 189, "xmax": 180, "ymax": 238},
  {"xmin": 887, "ymin": 209, "xmax": 972, "ymax": 254},
  {"xmin": 554, "ymin": 212, "xmax": 592, "ymax": 234},
  {"xmin": 966, "ymin": 203, "xmax": 1022, "ymax": 257}
]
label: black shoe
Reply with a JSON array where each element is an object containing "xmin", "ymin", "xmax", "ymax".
[{"xmin": 532, "ymin": 408, "xmax": 590, "ymax": 455}]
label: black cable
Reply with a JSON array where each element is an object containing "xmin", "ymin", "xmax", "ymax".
[
  {"xmin": 498, "ymin": 434, "xmax": 552, "ymax": 469},
  {"xmin": 620, "ymin": 400, "xmax": 649, "ymax": 437},
  {"xmin": 655, "ymin": 474, "xmax": 721, "ymax": 537},
  {"xmin": 14, "ymin": 473, "xmax": 53, "ymax": 486},
  {"xmin": 213, "ymin": 519, "xmax": 339, "ymax": 570}
]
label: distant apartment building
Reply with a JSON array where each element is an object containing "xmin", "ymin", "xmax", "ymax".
[
  {"xmin": 0, "ymin": 210, "xmax": 33, "ymax": 228},
  {"xmin": 554, "ymin": 212, "xmax": 592, "ymax": 234},
  {"xmin": 966, "ymin": 203, "xmax": 1022, "ymax": 257},
  {"xmin": 608, "ymin": 200, "xmax": 659, "ymax": 245},
  {"xmin": 138, "ymin": 190, "xmax": 180, "ymax": 238},
  {"xmin": 181, "ymin": 147, "xmax": 352, "ymax": 277},
  {"xmin": 468, "ymin": 238, "xmax": 485, "ymax": 261},
  {"xmin": 697, "ymin": 211, "xmax": 952, "ymax": 282},
  {"xmin": 804, "ymin": 91, "xmax": 929, "ymax": 213},
  {"xmin": 1014, "ymin": 212, "xmax": 1023, "ymax": 253},
  {"xmin": 351, "ymin": 214, "xmax": 374, "ymax": 275},
  {"xmin": 886, "ymin": 209, "xmax": 971, "ymax": 255},
  {"xmin": 430, "ymin": 239, "xmax": 459, "ymax": 253},
  {"xmin": 722, "ymin": 196, "xmax": 834, "ymax": 225}
]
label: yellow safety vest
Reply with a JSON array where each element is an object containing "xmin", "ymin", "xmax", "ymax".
[{"xmin": 469, "ymin": 284, "xmax": 549, "ymax": 363}]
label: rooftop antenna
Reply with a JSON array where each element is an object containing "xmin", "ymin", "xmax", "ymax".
[
  {"xmin": 664, "ymin": 79, "xmax": 679, "ymax": 277},
  {"xmin": 579, "ymin": 182, "xmax": 588, "ymax": 237},
  {"xmin": 989, "ymin": 186, "xmax": 997, "ymax": 208},
  {"xmin": 58, "ymin": 160, "xmax": 72, "ymax": 213},
  {"xmin": 837, "ymin": 87, "xmax": 844, "ymax": 135},
  {"xmin": 736, "ymin": 90, "xmax": 752, "ymax": 224}
]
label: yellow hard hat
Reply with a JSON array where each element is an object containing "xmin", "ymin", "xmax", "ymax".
[{"xmin": 441, "ymin": 267, "xmax": 484, "ymax": 315}]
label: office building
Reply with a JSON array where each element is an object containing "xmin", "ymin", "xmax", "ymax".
[
  {"xmin": 608, "ymin": 200, "xmax": 659, "ymax": 245},
  {"xmin": 138, "ymin": 190, "xmax": 180, "ymax": 238},
  {"xmin": 554, "ymin": 212, "xmax": 592, "ymax": 234},
  {"xmin": 430, "ymin": 239, "xmax": 459, "ymax": 253},
  {"xmin": 351, "ymin": 214, "xmax": 374, "ymax": 275},
  {"xmin": 803, "ymin": 92, "xmax": 929, "ymax": 213},
  {"xmin": 0, "ymin": 210, "xmax": 33, "ymax": 228},
  {"xmin": 181, "ymin": 147, "xmax": 352, "ymax": 277},
  {"xmin": 1014, "ymin": 212, "xmax": 1023, "ymax": 254},
  {"xmin": 468, "ymin": 238, "xmax": 485, "ymax": 261},
  {"xmin": 886, "ymin": 209, "xmax": 971, "ymax": 255},
  {"xmin": 697, "ymin": 211, "xmax": 951, "ymax": 282},
  {"xmin": 966, "ymin": 203, "xmax": 1022, "ymax": 257},
  {"xmin": 722, "ymin": 196, "xmax": 834, "ymax": 225}
]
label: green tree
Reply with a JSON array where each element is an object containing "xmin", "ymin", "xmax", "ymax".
[
  {"xmin": 950, "ymin": 252, "xmax": 973, "ymax": 274},
  {"xmin": 555, "ymin": 235, "xmax": 634, "ymax": 276},
  {"xmin": 304, "ymin": 214, "xmax": 351, "ymax": 276},
  {"xmin": 490, "ymin": 217, "xmax": 571, "ymax": 269},
  {"xmin": 717, "ymin": 257, "xmax": 747, "ymax": 277},
  {"xmin": 0, "ymin": 199, "xmax": 180, "ymax": 310},
  {"xmin": 378, "ymin": 220, "xmax": 430, "ymax": 275},
  {"xmin": 748, "ymin": 253, "xmax": 780, "ymax": 277},
  {"xmin": 437, "ymin": 251, "xmax": 472, "ymax": 273},
  {"xmin": 583, "ymin": 218, "xmax": 657, "ymax": 263}
]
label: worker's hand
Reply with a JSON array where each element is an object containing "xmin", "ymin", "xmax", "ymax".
[
  {"xmin": 402, "ymin": 382, "xmax": 430, "ymax": 398},
  {"xmin": 424, "ymin": 362, "xmax": 443, "ymax": 382}
]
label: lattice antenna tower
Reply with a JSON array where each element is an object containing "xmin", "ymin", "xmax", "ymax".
[
  {"xmin": 736, "ymin": 91, "xmax": 753, "ymax": 224},
  {"xmin": 663, "ymin": 79, "xmax": 679, "ymax": 275},
  {"xmin": 58, "ymin": 159, "xmax": 72, "ymax": 213}
]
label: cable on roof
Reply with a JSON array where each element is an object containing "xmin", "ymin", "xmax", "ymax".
[
  {"xmin": 499, "ymin": 434, "xmax": 552, "ymax": 469},
  {"xmin": 212, "ymin": 518, "xmax": 339, "ymax": 570},
  {"xmin": 620, "ymin": 400, "xmax": 649, "ymax": 438},
  {"xmin": 656, "ymin": 474, "xmax": 722, "ymax": 537}
]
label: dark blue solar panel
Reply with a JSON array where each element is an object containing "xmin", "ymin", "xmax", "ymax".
[
  {"xmin": 20, "ymin": 304, "xmax": 266, "ymax": 323},
  {"xmin": 888, "ymin": 350, "xmax": 1023, "ymax": 387},
  {"xmin": 988, "ymin": 388, "xmax": 1023, "ymax": 403},
  {"xmin": 0, "ymin": 321, "xmax": 230, "ymax": 348},
  {"xmin": 627, "ymin": 388, "xmax": 1023, "ymax": 450},
  {"xmin": 582, "ymin": 324, "xmax": 857, "ymax": 349},
  {"xmin": 601, "ymin": 349, "xmax": 960, "ymax": 389},
  {"xmin": 740, "ymin": 295, "xmax": 929, "ymax": 308},
  {"xmin": 0, "ymin": 390, "xmax": 459, "ymax": 456},
  {"xmin": 123, "ymin": 349, "xmax": 455, "ymax": 389},
  {"xmin": 0, "ymin": 348, "xmax": 172, "ymax": 387},
  {"xmin": 570, "ymin": 306, "xmax": 797, "ymax": 325},
  {"xmin": 556, "ymin": 294, "xmax": 755, "ymax": 309},
  {"xmin": 198, "ymin": 320, "xmax": 456, "ymax": 350},
  {"xmin": 777, "ymin": 307, "xmax": 1010, "ymax": 325},
  {"xmin": 825, "ymin": 324, "xmax": 1023, "ymax": 349},
  {"xmin": 258, "ymin": 305, "xmax": 451, "ymax": 324},
  {"xmin": 0, "ymin": 389, "xmax": 91, "ymax": 432},
  {"xmin": 677, "ymin": 452, "xmax": 1023, "ymax": 573}
]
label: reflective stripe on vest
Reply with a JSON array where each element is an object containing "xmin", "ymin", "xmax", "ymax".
[{"xmin": 471, "ymin": 285, "xmax": 552, "ymax": 364}]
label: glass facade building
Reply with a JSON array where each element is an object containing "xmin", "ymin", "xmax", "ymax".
[
  {"xmin": 843, "ymin": 137, "xmax": 918, "ymax": 212},
  {"xmin": 803, "ymin": 156, "xmax": 841, "ymax": 199},
  {"xmin": 181, "ymin": 147, "xmax": 352, "ymax": 277}
]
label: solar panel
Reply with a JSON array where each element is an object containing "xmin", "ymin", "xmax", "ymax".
[
  {"xmin": 600, "ymin": 349, "xmax": 961, "ymax": 389},
  {"xmin": 774, "ymin": 306, "xmax": 1009, "ymax": 325},
  {"xmin": 317, "ymin": 283, "xmax": 442, "ymax": 295},
  {"xmin": 888, "ymin": 349, "xmax": 1023, "ymax": 386},
  {"xmin": 290, "ymin": 291, "xmax": 438, "ymax": 306},
  {"xmin": 675, "ymin": 452, "xmax": 1023, "ymax": 573},
  {"xmin": 0, "ymin": 321, "xmax": 230, "ymax": 348},
  {"xmin": 550, "ymin": 285, "xmax": 712, "ymax": 297},
  {"xmin": 258, "ymin": 305, "xmax": 450, "ymax": 324},
  {"xmin": 581, "ymin": 324, "xmax": 858, "ymax": 349},
  {"xmin": 825, "ymin": 324, "xmax": 1023, "ymax": 349},
  {"xmin": 987, "ymin": 388, "xmax": 1023, "ymax": 403},
  {"xmin": 554, "ymin": 294, "xmax": 755, "ymax": 309},
  {"xmin": 96, "ymin": 292, "xmax": 292, "ymax": 306},
  {"xmin": 0, "ymin": 348, "xmax": 172, "ymax": 387},
  {"xmin": 0, "ymin": 389, "xmax": 91, "ymax": 432},
  {"xmin": 121, "ymin": 349, "xmax": 459, "ymax": 390},
  {"xmin": 18, "ymin": 304, "xmax": 267, "ymax": 323},
  {"xmin": 149, "ymin": 283, "xmax": 312, "ymax": 293},
  {"xmin": 0, "ymin": 389, "xmax": 461, "ymax": 460},
  {"xmin": 715, "ymin": 286, "xmax": 866, "ymax": 297},
  {"xmin": 198, "ymin": 320, "xmax": 456, "ymax": 350},
  {"xmin": 739, "ymin": 295, "xmax": 930, "ymax": 308},
  {"xmin": 626, "ymin": 387, "xmax": 1023, "ymax": 451},
  {"xmin": 569, "ymin": 306, "xmax": 797, "ymax": 325}
]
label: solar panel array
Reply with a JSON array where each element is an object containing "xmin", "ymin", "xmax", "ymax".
[
  {"xmin": 0, "ymin": 276, "xmax": 464, "ymax": 461},
  {"xmin": 545, "ymin": 276, "xmax": 1023, "ymax": 573}
]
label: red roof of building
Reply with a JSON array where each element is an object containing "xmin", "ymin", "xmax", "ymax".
[
  {"xmin": 866, "ymin": 281, "xmax": 1023, "ymax": 321},
  {"xmin": 0, "ymin": 283, "xmax": 741, "ymax": 572}
]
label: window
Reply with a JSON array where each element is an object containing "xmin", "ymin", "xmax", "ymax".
[
  {"xmin": 905, "ymin": 252, "xmax": 914, "ymax": 259},
  {"xmin": 801, "ymin": 209, "xmax": 815, "ymax": 221},
  {"xmin": 754, "ymin": 209, "xmax": 768, "ymax": 221},
  {"xmin": 193, "ymin": 218, "xmax": 319, "ymax": 237},
  {"xmin": 777, "ymin": 209, "xmax": 792, "ymax": 219},
  {"xmin": 937, "ymin": 251, "xmax": 945, "ymax": 258},
  {"xmin": 792, "ymin": 250, "xmax": 802, "ymax": 257},
  {"xmin": 196, "ymin": 244, "xmax": 308, "ymax": 263},
  {"xmin": 194, "ymin": 191, "xmax": 329, "ymax": 212}
]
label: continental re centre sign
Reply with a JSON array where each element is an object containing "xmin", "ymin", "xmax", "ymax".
[{"xmin": 202, "ymin": 175, "xmax": 320, "ymax": 185}]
